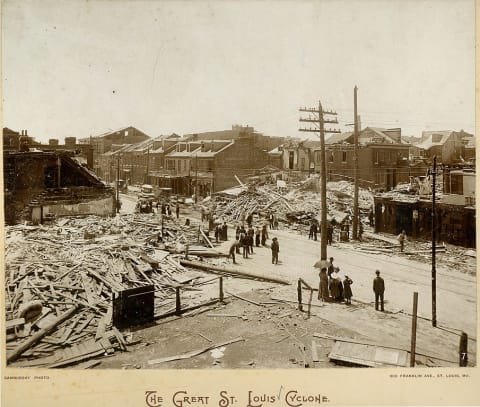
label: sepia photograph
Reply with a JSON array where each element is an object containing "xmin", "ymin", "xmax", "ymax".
[{"xmin": 1, "ymin": 0, "xmax": 478, "ymax": 405}]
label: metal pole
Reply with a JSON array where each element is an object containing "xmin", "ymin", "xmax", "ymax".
[
  {"xmin": 352, "ymin": 86, "xmax": 359, "ymax": 240},
  {"xmin": 319, "ymin": 101, "xmax": 327, "ymax": 260},
  {"xmin": 410, "ymin": 291, "xmax": 418, "ymax": 367},
  {"xmin": 432, "ymin": 156, "xmax": 437, "ymax": 327}
]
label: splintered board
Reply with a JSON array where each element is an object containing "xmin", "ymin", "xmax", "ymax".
[{"xmin": 328, "ymin": 341, "xmax": 409, "ymax": 367}]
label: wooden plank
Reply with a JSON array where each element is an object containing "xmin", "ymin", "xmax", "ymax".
[
  {"xmin": 7, "ymin": 306, "xmax": 78, "ymax": 363},
  {"xmin": 225, "ymin": 291, "xmax": 263, "ymax": 307},
  {"xmin": 148, "ymin": 337, "xmax": 245, "ymax": 365},
  {"xmin": 200, "ymin": 229, "xmax": 214, "ymax": 249},
  {"xmin": 75, "ymin": 314, "xmax": 95, "ymax": 333},
  {"xmin": 80, "ymin": 272, "xmax": 97, "ymax": 307}
]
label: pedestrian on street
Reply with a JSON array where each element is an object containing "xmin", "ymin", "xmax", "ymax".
[
  {"xmin": 239, "ymin": 231, "xmax": 248, "ymax": 259},
  {"xmin": 214, "ymin": 224, "xmax": 220, "ymax": 243},
  {"xmin": 309, "ymin": 222, "xmax": 314, "ymax": 240},
  {"xmin": 229, "ymin": 241, "xmax": 239, "ymax": 264},
  {"xmin": 273, "ymin": 214, "xmax": 279, "ymax": 230},
  {"xmin": 269, "ymin": 213, "xmax": 274, "ymax": 229},
  {"xmin": 358, "ymin": 222, "xmax": 364, "ymax": 241},
  {"xmin": 247, "ymin": 227, "xmax": 255, "ymax": 254},
  {"xmin": 312, "ymin": 222, "xmax": 318, "ymax": 241},
  {"xmin": 261, "ymin": 224, "xmax": 269, "ymax": 246},
  {"xmin": 343, "ymin": 275, "xmax": 353, "ymax": 304},
  {"xmin": 271, "ymin": 237, "xmax": 279, "ymax": 264},
  {"xmin": 373, "ymin": 270, "xmax": 385, "ymax": 311},
  {"xmin": 255, "ymin": 227, "xmax": 261, "ymax": 247},
  {"xmin": 327, "ymin": 223, "xmax": 334, "ymax": 245},
  {"xmin": 330, "ymin": 268, "xmax": 343, "ymax": 302},
  {"xmin": 368, "ymin": 208, "xmax": 374, "ymax": 227},
  {"xmin": 327, "ymin": 257, "xmax": 335, "ymax": 280},
  {"xmin": 318, "ymin": 268, "xmax": 329, "ymax": 302},
  {"xmin": 222, "ymin": 222, "xmax": 228, "ymax": 241},
  {"xmin": 397, "ymin": 230, "xmax": 407, "ymax": 252}
]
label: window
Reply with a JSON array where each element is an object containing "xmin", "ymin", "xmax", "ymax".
[
  {"xmin": 342, "ymin": 151, "xmax": 347, "ymax": 162},
  {"xmin": 301, "ymin": 157, "xmax": 305, "ymax": 169},
  {"xmin": 328, "ymin": 151, "xmax": 334, "ymax": 162},
  {"xmin": 167, "ymin": 160, "xmax": 175, "ymax": 170},
  {"xmin": 184, "ymin": 160, "xmax": 187, "ymax": 171}
]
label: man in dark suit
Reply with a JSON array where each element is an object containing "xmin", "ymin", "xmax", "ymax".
[{"xmin": 373, "ymin": 270, "xmax": 385, "ymax": 311}]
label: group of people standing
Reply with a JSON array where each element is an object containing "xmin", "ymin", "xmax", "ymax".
[
  {"xmin": 318, "ymin": 257, "xmax": 353, "ymax": 304},
  {"xmin": 214, "ymin": 222, "xmax": 229, "ymax": 242},
  {"xmin": 318, "ymin": 258, "xmax": 386, "ymax": 311},
  {"xmin": 227, "ymin": 215, "xmax": 280, "ymax": 265}
]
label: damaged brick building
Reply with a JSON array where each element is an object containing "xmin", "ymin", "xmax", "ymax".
[{"xmin": 4, "ymin": 150, "xmax": 115, "ymax": 225}]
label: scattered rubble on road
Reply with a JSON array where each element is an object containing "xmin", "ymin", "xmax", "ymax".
[{"xmin": 4, "ymin": 213, "xmax": 267, "ymax": 368}]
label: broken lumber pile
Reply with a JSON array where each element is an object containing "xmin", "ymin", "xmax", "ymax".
[{"xmin": 4, "ymin": 213, "xmax": 228, "ymax": 367}]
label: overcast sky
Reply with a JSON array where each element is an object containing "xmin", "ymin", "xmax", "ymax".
[{"xmin": 2, "ymin": 0, "xmax": 475, "ymax": 143}]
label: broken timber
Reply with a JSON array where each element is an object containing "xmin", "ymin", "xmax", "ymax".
[
  {"xmin": 7, "ymin": 306, "xmax": 78, "ymax": 363},
  {"xmin": 180, "ymin": 259, "xmax": 290, "ymax": 285},
  {"xmin": 147, "ymin": 337, "xmax": 244, "ymax": 365}
]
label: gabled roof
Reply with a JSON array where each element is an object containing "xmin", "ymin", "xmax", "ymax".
[
  {"xmin": 416, "ymin": 131, "xmax": 453, "ymax": 150},
  {"xmin": 325, "ymin": 132, "xmax": 353, "ymax": 145},
  {"xmin": 166, "ymin": 140, "xmax": 234, "ymax": 158},
  {"xmin": 303, "ymin": 140, "xmax": 323, "ymax": 149},
  {"xmin": 361, "ymin": 127, "xmax": 405, "ymax": 144},
  {"xmin": 268, "ymin": 146, "xmax": 283, "ymax": 155}
]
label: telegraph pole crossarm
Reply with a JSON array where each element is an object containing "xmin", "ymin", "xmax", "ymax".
[{"xmin": 299, "ymin": 100, "xmax": 341, "ymax": 261}]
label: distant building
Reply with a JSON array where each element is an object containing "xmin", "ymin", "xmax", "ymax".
[
  {"xmin": 415, "ymin": 130, "xmax": 473, "ymax": 164},
  {"xmin": 79, "ymin": 126, "xmax": 151, "ymax": 176},
  {"xmin": 309, "ymin": 127, "xmax": 410, "ymax": 190}
]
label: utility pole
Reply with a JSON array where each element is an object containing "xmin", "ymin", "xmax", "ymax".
[
  {"xmin": 352, "ymin": 86, "xmax": 359, "ymax": 240},
  {"xmin": 299, "ymin": 101, "xmax": 340, "ymax": 260},
  {"xmin": 116, "ymin": 154, "xmax": 120, "ymax": 214},
  {"xmin": 195, "ymin": 153, "xmax": 198, "ymax": 203},
  {"xmin": 145, "ymin": 146, "xmax": 150, "ymax": 184},
  {"xmin": 431, "ymin": 156, "xmax": 437, "ymax": 327}
]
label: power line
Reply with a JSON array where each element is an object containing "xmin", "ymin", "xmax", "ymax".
[{"xmin": 299, "ymin": 101, "xmax": 341, "ymax": 261}]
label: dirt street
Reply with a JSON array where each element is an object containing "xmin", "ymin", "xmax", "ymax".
[{"xmin": 97, "ymin": 218, "xmax": 476, "ymax": 369}]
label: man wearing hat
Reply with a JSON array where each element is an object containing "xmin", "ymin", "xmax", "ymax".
[{"xmin": 373, "ymin": 270, "xmax": 385, "ymax": 311}]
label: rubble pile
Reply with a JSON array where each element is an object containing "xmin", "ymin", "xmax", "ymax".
[
  {"xmin": 215, "ymin": 187, "xmax": 294, "ymax": 221},
  {"xmin": 4, "ymin": 214, "xmax": 219, "ymax": 368},
  {"xmin": 214, "ymin": 180, "xmax": 374, "ymax": 233}
]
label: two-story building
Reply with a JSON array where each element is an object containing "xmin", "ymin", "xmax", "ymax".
[
  {"xmin": 160, "ymin": 134, "xmax": 273, "ymax": 198},
  {"xmin": 309, "ymin": 127, "xmax": 410, "ymax": 190},
  {"xmin": 414, "ymin": 130, "xmax": 473, "ymax": 165}
]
